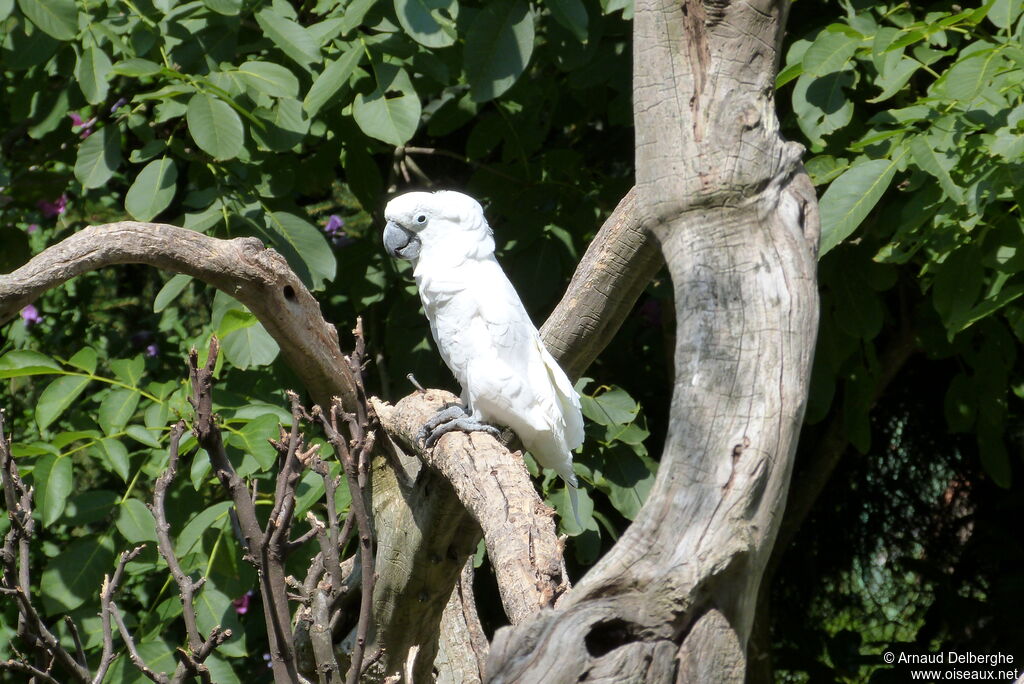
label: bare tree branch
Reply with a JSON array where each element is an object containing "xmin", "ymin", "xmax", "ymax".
[
  {"xmin": 372, "ymin": 391, "xmax": 567, "ymax": 623},
  {"xmin": 187, "ymin": 338, "xmax": 300, "ymax": 682},
  {"xmin": 101, "ymin": 547, "xmax": 151, "ymax": 681},
  {"xmin": 0, "ymin": 222, "xmax": 358, "ymax": 412},
  {"xmin": 540, "ymin": 186, "xmax": 664, "ymax": 380},
  {"xmin": 0, "ymin": 411, "xmax": 92, "ymax": 684}
]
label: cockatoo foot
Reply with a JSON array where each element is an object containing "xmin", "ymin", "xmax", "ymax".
[{"xmin": 419, "ymin": 405, "xmax": 501, "ymax": 448}]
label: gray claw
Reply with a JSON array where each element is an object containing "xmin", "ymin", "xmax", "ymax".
[{"xmin": 418, "ymin": 404, "xmax": 501, "ymax": 448}]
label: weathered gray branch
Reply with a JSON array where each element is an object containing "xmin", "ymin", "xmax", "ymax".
[
  {"xmin": 0, "ymin": 223, "xmax": 358, "ymax": 411},
  {"xmin": 435, "ymin": 560, "xmax": 490, "ymax": 684},
  {"xmin": 374, "ymin": 390, "xmax": 568, "ymax": 624},
  {"xmin": 486, "ymin": 0, "xmax": 819, "ymax": 681},
  {"xmin": 540, "ymin": 186, "xmax": 663, "ymax": 380}
]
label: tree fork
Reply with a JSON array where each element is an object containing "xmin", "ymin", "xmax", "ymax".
[{"xmin": 486, "ymin": 0, "xmax": 819, "ymax": 680}]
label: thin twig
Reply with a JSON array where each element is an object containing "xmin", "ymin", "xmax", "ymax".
[
  {"xmin": 0, "ymin": 658, "xmax": 61, "ymax": 684},
  {"xmin": 63, "ymin": 616, "xmax": 87, "ymax": 669},
  {"xmin": 97, "ymin": 546, "xmax": 148, "ymax": 683},
  {"xmin": 111, "ymin": 603, "xmax": 169, "ymax": 684},
  {"xmin": 188, "ymin": 339, "xmax": 300, "ymax": 682}
]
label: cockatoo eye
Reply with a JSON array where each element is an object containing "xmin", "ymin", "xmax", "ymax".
[{"xmin": 415, "ymin": 214, "xmax": 427, "ymax": 224}]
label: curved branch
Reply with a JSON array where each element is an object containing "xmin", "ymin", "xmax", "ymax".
[
  {"xmin": 0, "ymin": 222, "xmax": 357, "ymax": 411},
  {"xmin": 373, "ymin": 390, "xmax": 567, "ymax": 624},
  {"xmin": 540, "ymin": 187, "xmax": 663, "ymax": 380}
]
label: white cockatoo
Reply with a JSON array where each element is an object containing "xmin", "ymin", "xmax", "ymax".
[{"xmin": 383, "ymin": 190, "xmax": 584, "ymax": 522}]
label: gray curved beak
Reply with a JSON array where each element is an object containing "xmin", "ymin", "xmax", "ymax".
[{"xmin": 383, "ymin": 221, "xmax": 421, "ymax": 260}]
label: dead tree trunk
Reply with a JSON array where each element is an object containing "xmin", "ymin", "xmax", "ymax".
[{"xmin": 485, "ymin": 0, "xmax": 819, "ymax": 680}]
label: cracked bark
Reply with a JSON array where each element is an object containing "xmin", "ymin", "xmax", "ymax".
[{"xmin": 485, "ymin": 0, "xmax": 819, "ymax": 681}]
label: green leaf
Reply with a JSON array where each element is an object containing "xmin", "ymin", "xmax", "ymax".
[
  {"xmin": 116, "ymin": 498, "xmax": 158, "ymax": 543},
  {"xmin": 96, "ymin": 438, "xmax": 130, "ymax": 481},
  {"xmin": 988, "ymin": 0, "xmax": 1022, "ymax": 28},
  {"xmin": 195, "ymin": 585, "xmax": 246, "ymax": 657},
  {"xmin": 255, "ymin": 8, "xmax": 321, "ymax": 67},
  {"xmin": 552, "ymin": 481, "xmax": 596, "ymax": 536},
  {"xmin": 222, "ymin": 321, "xmax": 280, "ymax": 369},
  {"xmin": 110, "ymin": 356, "xmax": 145, "ymax": 386},
  {"xmin": 944, "ymin": 46, "xmax": 1003, "ymax": 102},
  {"xmin": 603, "ymin": 449, "xmax": 656, "ymax": 520},
  {"xmin": 41, "ymin": 536, "xmax": 115, "ymax": 615},
  {"xmin": 104, "ymin": 639, "xmax": 176, "ymax": 682},
  {"xmin": 175, "ymin": 501, "xmax": 234, "ymax": 557},
  {"xmin": 251, "ymin": 97, "xmax": 309, "ymax": 152},
  {"xmin": 98, "ymin": 389, "xmax": 141, "ymax": 435},
  {"xmin": 908, "ymin": 135, "xmax": 964, "ymax": 204},
  {"xmin": 112, "ymin": 58, "xmax": 163, "ymax": 77},
  {"xmin": 801, "ymin": 28, "xmax": 860, "ymax": 76},
  {"xmin": 34, "ymin": 454, "xmax": 72, "ymax": 526},
  {"xmin": 125, "ymin": 425, "xmax": 162, "ymax": 448},
  {"xmin": 154, "ymin": 274, "xmax": 192, "ymax": 312},
  {"xmin": 65, "ymin": 490, "xmax": 119, "ymax": 525},
  {"xmin": 186, "ymin": 93, "xmax": 244, "ymax": 161},
  {"xmin": 67, "ymin": 347, "xmax": 98, "ymax": 374},
  {"xmin": 216, "ymin": 308, "xmax": 257, "ymax": 337},
  {"xmin": 465, "ymin": 0, "xmax": 535, "ymax": 102},
  {"xmin": 75, "ymin": 45, "xmax": 113, "ymax": 105},
  {"xmin": 867, "ymin": 56, "xmax": 921, "ymax": 102},
  {"xmin": 265, "ymin": 211, "xmax": 337, "ymax": 288},
  {"xmin": 303, "ymin": 46, "xmax": 363, "ymax": 117},
  {"xmin": 548, "ymin": 0, "xmax": 588, "ymax": 43},
  {"xmin": 228, "ymin": 414, "xmax": 279, "ymax": 469},
  {"xmin": 17, "ymin": 0, "xmax": 78, "ymax": 40},
  {"xmin": 832, "ymin": 271, "xmax": 883, "ymax": 340},
  {"xmin": 394, "ymin": 0, "xmax": 458, "ymax": 48},
  {"xmin": 818, "ymin": 158, "xmax": 898, "ymax": 256},
  {"xmin": 932, "ymin": 248, "xmax": 984, "ymax": 336},
  {"xmin": 204, "ymin": 0, "xmax": 242, "ymax": 15},
  {"xmin": 792, "ymin": 71, "xmax": 854, "ymax": 146},
  {"xmin": 0, "ymin": 350, "xmax": 61, "ymax": 378},
  {"xmin": 580, "ymin": 386, "xmax": 639, "ymax": 427},
  {"xmin": 352, "ymin": 64, "xmax": 422, "ymax": 146},
  {"xmin": 36, "ymin": 374, "xmax": 91, "ymax": 431},
  {"xmin": 125, "ymin": 157, "xmax": 178, "ymax": 222},
  {"xmin": 775, "ymin": 61, "xmax": 803, "ymax": 88},
  {"xmin": 237, "ymin": 61, "xmax": 300, "ymax": 99},
  {"xmin": 74, "ymin": 126, "xmax": 121, "ymax": 189}
]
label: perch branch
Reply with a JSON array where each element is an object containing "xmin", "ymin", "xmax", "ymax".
[{"xmin": 372, "ymin": 390, "xmax": 567, "ymax": 624}]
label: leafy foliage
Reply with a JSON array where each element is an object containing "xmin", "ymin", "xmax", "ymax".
[
  {"xmin": 785, "ymin": 0, "xmax": 1024, "ymax": 484},
  {"xmin": 771, "ymin": 0, "xmax": 1024, "ymax": 680},
  {"xmin": 0, "ymin": 0, "xmax": 652, "ymax": 677}
]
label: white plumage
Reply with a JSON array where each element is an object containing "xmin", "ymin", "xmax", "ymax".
[{"xmin": 383, "ymin": 190, "xmax": 584, "ymax": 520}]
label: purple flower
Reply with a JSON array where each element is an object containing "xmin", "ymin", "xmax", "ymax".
[
  {"xmin": 324, "ymin": 214, "xmax": 344, "ymax": 236},
  {"xmin": 233, "ymin": 591, "xmax": 254, "ymax": 615},
  {"xmin": 324, "ymin": 215, "xmax": 354, "ymax": 247},
  {"xmin": 110, "ymin": 98, "xmax": 128, "ymax": 113},
  {"xmin": 68, "ymin": 112, "xmax": 96, "ymax": 139},
  {"xmin": 145, "ymin": 343, "xmax": 159, "ymax": 358},
  {"xmin": 26, "ymin": 224, "xmax": 39, "ymax": 234},
  {"xmin": 21, "ymin": 305, "xmax": 42, "ymax": 327},
  {"xmin": 37, "ymin": 194, "xmax": 67, "ymax": 219}
]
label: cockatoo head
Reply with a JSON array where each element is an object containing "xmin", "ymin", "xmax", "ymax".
[{"xmin": 383, "ymin": 190, "xmax": 494, "ymax": 263}]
